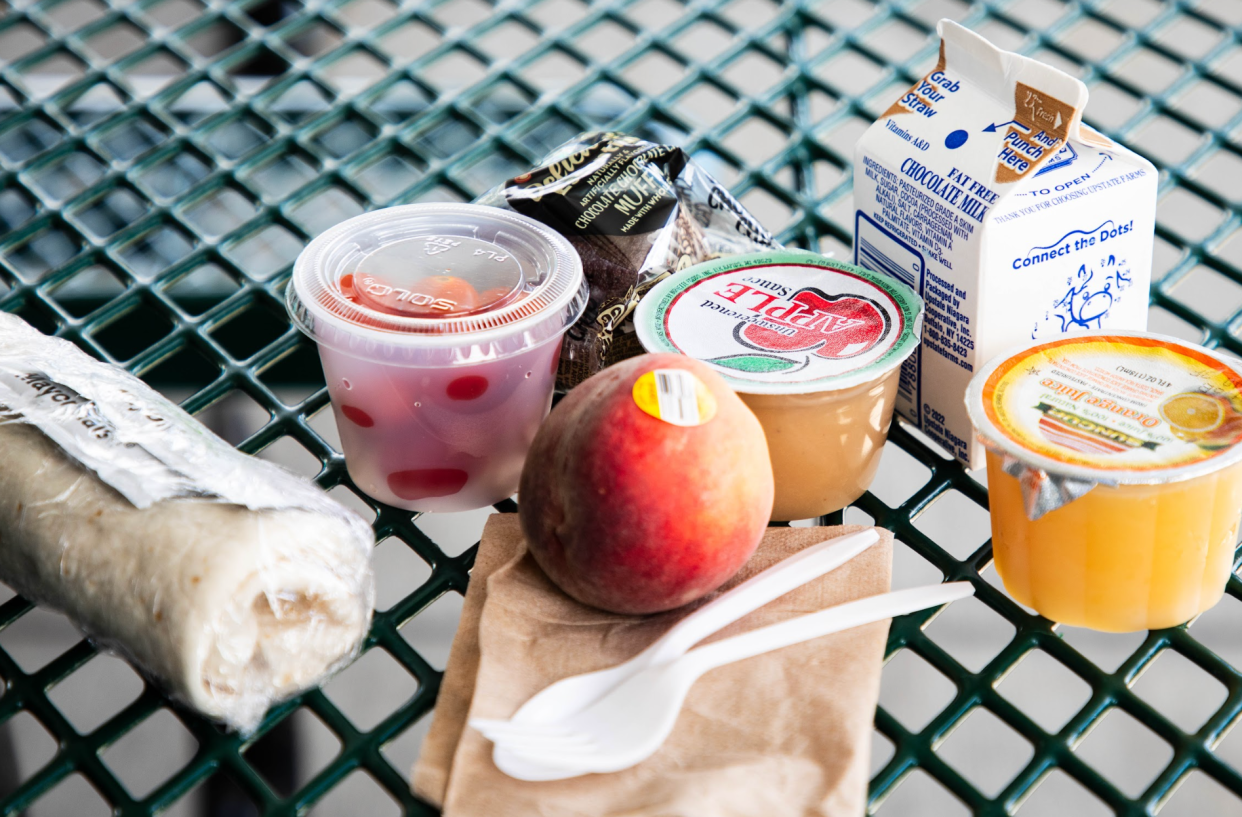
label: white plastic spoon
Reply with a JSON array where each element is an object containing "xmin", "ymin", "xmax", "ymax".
[
  {"xmin": 490, "ymin": 528, "xmax": 880, "ymax": 780},
  {"xmin": 475, "ymin": 580, "xmax": 973, "ymax": 780}
]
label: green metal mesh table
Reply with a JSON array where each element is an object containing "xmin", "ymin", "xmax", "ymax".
[{"xmin": 3, "ymin": 0, "xmax": 1242, "ymax": 814}]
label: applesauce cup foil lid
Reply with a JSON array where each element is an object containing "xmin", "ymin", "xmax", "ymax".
[
  {"xmin": 965, "ymin": 332, "xmax": 1242, "ymax": 520},
  {"xmin": 287, "ymin": 203, "xmax": 587, "ymax": 364},
  {"xmin": 634, "ymin": 250, "xmax": 924, "ymax": 395}
]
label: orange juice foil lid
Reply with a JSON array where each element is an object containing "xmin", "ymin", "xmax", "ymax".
[{"xmin": 966, "ymin": 332, "xmax": 1242, "ymax": 494}]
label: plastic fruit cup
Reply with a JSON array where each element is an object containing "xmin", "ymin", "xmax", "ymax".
[
  {"xmin": 636, "ymin": 250, "xmax": 924, "ymax": 521},
  {"xmin": 966, "ymin": 332, "xmax": 1242, "ymax": 632},
  {"xmin": 287, "ymin": 203, "xmax": 586, "ymax": 512}
]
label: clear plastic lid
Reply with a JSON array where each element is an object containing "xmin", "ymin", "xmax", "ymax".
[
  {"xmin": 635, "ymin": 250, "xmax": 924, "ymax": 395},
  {"xmin": 966, "ymin": 332, "xmax": 1242, "ymax": 485},
  {"xmin": 287, "ymin": 204, "xmax": 586, "ymax": 361}
]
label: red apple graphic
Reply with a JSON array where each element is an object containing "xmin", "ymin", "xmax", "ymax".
[{"xmin": 737, "ymin": 288, "xmax": 889, "ymax": 359}]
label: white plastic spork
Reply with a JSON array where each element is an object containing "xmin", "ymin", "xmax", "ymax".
[
  {"xmin": 485, "ymin": 528, "xmax": 881, "ymax": 780},
  {"xmin": 474, "ymin": 580, "xmax": 974, "ymax": 780}
]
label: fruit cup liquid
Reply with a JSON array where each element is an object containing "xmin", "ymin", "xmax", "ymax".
[
  {"xmin": 967, "ymin": 333, "xmax": 1242, "ymax": 632},
  {"xmin": 288, "ymin": 204, "xmax": 586, "ymax": 512}
]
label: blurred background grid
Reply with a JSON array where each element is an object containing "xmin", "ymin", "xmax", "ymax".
[{"xmin": 3, "ymin": 0, "xmax": 1242, "ymax": 814}]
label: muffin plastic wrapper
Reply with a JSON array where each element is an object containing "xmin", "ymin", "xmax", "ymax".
[
  {"xmin": 0, "ymin": 313, "xmax": 375, "ymax": 732},
  {"xmin": 476, "ymin": 131, "xmax": 780, "ymax": 388}
]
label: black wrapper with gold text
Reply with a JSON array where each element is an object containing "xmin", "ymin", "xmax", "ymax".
[{"xmin": 476, "ymin": 132, "xmax": 779, "ymax": 389}]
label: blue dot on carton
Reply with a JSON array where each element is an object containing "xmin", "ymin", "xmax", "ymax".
[{"xmin": 945, "ymin": 129, "xmax": 968, "ymax": 149}]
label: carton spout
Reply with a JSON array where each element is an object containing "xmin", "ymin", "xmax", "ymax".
[{"xmin": 938, "ymin": 19, "xmax": 1090, "ymax": 181}]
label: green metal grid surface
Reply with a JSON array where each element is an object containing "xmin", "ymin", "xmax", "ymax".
[{"xmin": 2, "ymin": 0, "xmax": 1242, "ymax": 814}]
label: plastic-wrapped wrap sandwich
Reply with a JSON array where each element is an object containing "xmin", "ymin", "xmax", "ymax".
[
  {"xmin": 477, "ymin": 132, "xmax": 779, "ymax": 388},
  {"xmin": 0, "ymin": 313, "xmax": 375, "ymax": 732}
]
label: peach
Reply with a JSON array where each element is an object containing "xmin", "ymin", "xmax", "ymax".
[{"xmin": 519, "ymin": 353, "xmax": 774, "ymax": 614}]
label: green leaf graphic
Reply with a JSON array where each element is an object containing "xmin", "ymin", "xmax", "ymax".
[{"xmin": 708, "ymin": 354, "xmax": 798, "ymax": 373}]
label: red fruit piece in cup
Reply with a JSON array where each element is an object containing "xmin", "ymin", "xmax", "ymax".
[
  {"xmin": 420, "ymin": 275, "xmax": 480, "ymax": 314},
  {"xmin": 356, "ymin": 274, "xmax": 481, "ymax": 317},
  {"xmin": 388, "ymin": 468, "xmax": 469, "ymax": 500},
  {"xmin": 340, "ymin": 404, "xmax": 375, "ymax": 428},
  {"xmin": 446, "ymin": 375, "xmax": 489, "ymax": 401},
  {"xmin": 340, "ymin": 273, "xmax": 358, "ymax": 302}
]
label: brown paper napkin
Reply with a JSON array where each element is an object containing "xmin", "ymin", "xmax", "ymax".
[{"xmin": 413, "ymin": 515, "xmax": 893, "ymax": 816}]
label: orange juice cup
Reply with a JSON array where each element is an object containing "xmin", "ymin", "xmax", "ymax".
[
  {"xmin": 636, "ymin": 251, "xmax": 923, "ymax": 521},
  {"xmin": 966, "ymin": 332, "xmax": 1242, "ymax": 632}
]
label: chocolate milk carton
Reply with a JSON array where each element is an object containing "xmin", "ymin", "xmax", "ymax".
[{"xmin": 853, "ymin": 20, "xmax": 1156, "ymax": 467}]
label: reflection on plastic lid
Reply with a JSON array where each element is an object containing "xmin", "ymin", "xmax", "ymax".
[
  {"xmin": 287, "ymin": 203, "xmax": 586, "ymax": 352},
  {"xmin": 347, "ymin": 235, "xmax": 525, "ymax": 318}
]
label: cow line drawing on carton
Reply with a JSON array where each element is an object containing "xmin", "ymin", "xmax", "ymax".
[{"xmin": 853, "ymin": 19, "xmax": 1157, "ymax": 467}]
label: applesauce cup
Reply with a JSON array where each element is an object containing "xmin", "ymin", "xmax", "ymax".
[
  {"xmin": 966, "ymin": 332, "xmax": 1242, "ymax": 632},
  {"xmin": 287, "ymin": 203, "xmax": 586, "ymax": 512},
  {"xmin": 635, "ymin": 250, "xmax": 923, "ymax": 521}
]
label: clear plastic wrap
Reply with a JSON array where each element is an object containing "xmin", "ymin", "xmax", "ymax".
[
  {"xmin": 476, "ymin": 131, "xmax": 780, "ymax": 388},
  {"xmin": 0, "ymin": 313, "xmax": 375, "ymax": 732}
]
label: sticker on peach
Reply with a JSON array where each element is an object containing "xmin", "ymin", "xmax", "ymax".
[
  {"xmin": 631, "ymin": 369, "xmax": 717, "ymax": 427},
  {"xmin": 979, "ymin": 335, "xmax": 1242, "ymax": 473}
]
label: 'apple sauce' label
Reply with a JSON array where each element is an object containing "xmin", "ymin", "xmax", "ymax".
[
  {"xmin": 636, "ymin": 251, "xmax": 924, "ymax": 395},
  {"xmin": 970, "ymin": 333, "xmax": 1242, "ymax": 476},
  {"xmin": 632, "ymin": 369, "xmax": 717, "ymax": 427}
]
